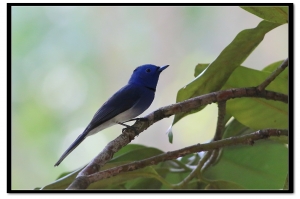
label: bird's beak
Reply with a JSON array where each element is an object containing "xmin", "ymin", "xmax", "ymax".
[{"xmin": 158, "ymin": 65, "xmax": 169, "ymax": 72}]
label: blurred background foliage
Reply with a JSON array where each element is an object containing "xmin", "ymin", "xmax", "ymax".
[{"xmin": 11, "ymin": 6, "xmax": 287, "ymax": 189}]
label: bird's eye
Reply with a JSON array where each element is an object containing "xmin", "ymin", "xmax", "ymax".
[{"xmin": 146, "ymin": 68, "xmax": 151, "ymax": 73}]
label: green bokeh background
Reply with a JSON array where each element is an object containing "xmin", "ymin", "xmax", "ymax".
[{"xmin": 11, "ymin": 6, "xmax": 287, "ymax": 189}]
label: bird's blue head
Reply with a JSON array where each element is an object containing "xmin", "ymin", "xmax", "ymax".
[{"xmin": 128, "ymin": 64, "xmax": 169, "ymax": 90}]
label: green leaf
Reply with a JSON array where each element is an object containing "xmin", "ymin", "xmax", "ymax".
[
  {"xmin": 162, "ymin": 170, "xmax": 190, "ymax": 189},
  {"xmin": 172, "ymin": 20, "xmax": 281, "ymax": 126},
  {"xmin": 40, "ymin": 144, "xmax": 164, "ymax": 190},
  {"xmin": 112, "ymin": 144, "xmax": 146, "ymax": 159},
  {"xmin": 269, "ymin": 135, "xmax": 288, "ymax": 145},
  {"xmin": 40, "ymin": 166, "xmax": 84, "ymax": 190},
  {"xmin": 42, "ymin": 160, "xmax": 163, "ymax": 190},
  {"xmin": 194, "ymin": 63, "xmax": 209, "ymax": 77},
  {"xmin": 125, "ymin": 177, "xmax": 163, "ymax": 189},
  {"xmin": 124, "ymin": 166, "xmax": 171, "ymax": 189},
  {"xmin": 186, "ymin": 179, "xmax": 208, "ymax": 189},
  {"xmin": 41, "ymin": 161, "xmax": 138, "ymax": 190},
  {"xmin": 223, "ymin": 118, "xmax": 254, "ymax": 138},
  {"xmin": 205, "ymin": 180, "xmax": 245, "ymax": 190},
  {"xmin": 283, "ymin": 174, "xmax": 289, "ymax": 190},
  {"xmin": 224, "ymin": 118, "xmax": 288, "ymax": 145},
  {"xmin": 87, "ymin": 166, "xmax": 172, "ymax": 189},
  {"xmin": 110, "ymin": 147, "xmax": 164, "ymax": 163},
  {"xmin": 203, "ymin": 140, "xmax": 288, "ymax": 189},
  {"xmin": 222, "ymin": 66, "xmax": 288, "ymax": 130},
  {"xmin": 241, "ymin": 6, "xmax": 288, "ymax": 24}
]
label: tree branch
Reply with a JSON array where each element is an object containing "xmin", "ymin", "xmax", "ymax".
[
  {"xmin": 213, "ymin": 101, "xmax": 227, "ymax": 141},
  {"xmin": 202, "ymin": 101, "xmax": 227, "ymax": 170},
  {"xmin": 67, "ymin": 87, "xmax": 287, "ymax": 189},
  {"xmin": 85, "ymin": 129, "xmax": 288, "ymax": 188}
]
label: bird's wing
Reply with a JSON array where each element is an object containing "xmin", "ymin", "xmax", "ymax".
[
  {"xmin": 85, "ymin": 84, "xmax": 143, "ymax": 133},
  {"xmin": 54, "ymin": 84, "xmax": 143, "ymax": 166}
]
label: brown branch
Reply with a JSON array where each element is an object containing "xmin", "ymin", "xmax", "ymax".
[
  {"xmin": 67, "ymin": 87, "xmax": 288, "ymax": 189},
  {"xmin": 213, "ymin": 101, "xmax": 227, "ymax": 141},
  {"xmin": 201, "ymin": 101, "xmax": 227, "ymax": 171},
  {"xmin": 84, "ymin": 129, "xmax": 288, "ymax": 188},
  {"xmin": 257, "ymin": 58, "xmax": 288, "ymax": 91}
]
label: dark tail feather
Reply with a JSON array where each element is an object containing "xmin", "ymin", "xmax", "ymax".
[{"xmin": 54, "ymin": 133, "xmax": 86, "ymax": 167}]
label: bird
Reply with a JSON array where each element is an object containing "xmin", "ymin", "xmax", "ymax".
[{"xmin": 54, "ymin": 64, "xmax": 169, "ymax": 166}]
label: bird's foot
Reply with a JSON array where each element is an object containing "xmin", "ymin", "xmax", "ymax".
[
  {"xmin": 118, "ymin": 122, "xmax": 140, "ymax": 136},
  {"xmin": 122, "ymin": 127, "xmax": 139, "ymax": 136}
]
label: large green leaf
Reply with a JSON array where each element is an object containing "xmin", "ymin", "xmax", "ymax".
[
  {"xmin": 172, "ymin": 20, "xmax": 281, "ymax": 127},
  {"xmin": 125, "ymin": 176, "xmax": 163, "ymax": 189},
  {"xmin": 185, "ymin": 179, "xmax": 207, "ymax": 189},
  {"xmin": 205, "ymin": 180, "xmax": 245, "ymax": 190},
  {"xmin": 41, "ymin": 161, "xmax": 134, "ymax": 190},
  {"xmin": 40, "ymin": 144, "xmax": 164, "ymax": 190},
  {"xmin": 87, "ymin": 165, "xmax": 172, "ymax": 189},
  {"xmin": 40, "ymin": 166, "xmax": 84, "ymax": 190},
  {"xmin": 241, "ymin": 6, "xmax": 288, "ymax": 24},
  {"xmin": 222, "ymin": 66, "xmax": 288, "ymax": 130},
  {"xmin": 112, "ymin": 144, "xmax": 147, "ymax": 159},
  {"xmin": 203, "ymin": 140, "xmax": 288, "ymax": 189},
  {"xmin": 224, "ymin": 118, "xmax": 288, "ymax": 144},
  {"xmin": 161, "ymin": 170, "xmax": 190, "ymax": 189},
  {"xmin": 41, "ymin": 161, "xmax": 170, "ymax": 190},
  {"xmin": 110, "ymin": 147, "xmax": 164, "ymax": 162},
  {"xmin": 223, "ymin": 118, "xmax": 254, "ymax": 138},
  {"xmin": 124, "ymin": 167, "xmax": 170, "ymax": 189}
]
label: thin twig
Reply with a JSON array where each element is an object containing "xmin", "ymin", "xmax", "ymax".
[
  {"xmin": 257, "ymin": 58, "xmax": 288, "ymax": 91},
  {"xmin": 202, "ymin": 101, "xmax": 227, "ymax": 170},
  {"xmin": 213, "ymin": 101, "xmax": 227, "ymax": 141}
]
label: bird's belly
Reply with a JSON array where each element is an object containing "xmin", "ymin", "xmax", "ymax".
[
  {"xmin": 86, "ymin": 120, "xmax": 115, "ymax": 136},
  {"xmin": 113, "ymin": 106, "xmax": 142, "ymax": 123},
  {"xmin": 86, "ymin": 106, "xmax": 142, "ymax": 136}
]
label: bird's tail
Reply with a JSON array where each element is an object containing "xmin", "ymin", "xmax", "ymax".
[{"xmin": 54, "ymin": 133, "xmax": 86, "ymax": 166}]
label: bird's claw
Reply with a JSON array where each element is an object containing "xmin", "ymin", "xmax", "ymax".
[{"xmin": 122, "ymin": 126, "xmax": 139, "ymax": 136}]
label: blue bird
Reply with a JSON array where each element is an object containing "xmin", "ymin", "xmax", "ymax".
[{"xmin": 54, "ymin": 64, "xmax": 169, "ymax": 166}]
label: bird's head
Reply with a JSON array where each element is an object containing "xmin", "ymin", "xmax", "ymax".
[{"xmin": 128, "ymin": 64, "xmax": 169, "ymax": 90}]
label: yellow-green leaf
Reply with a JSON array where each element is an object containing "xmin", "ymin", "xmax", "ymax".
[
  {"xmin": 241, "ymin": 6, "xmax": 288, "ymax": 24},
  {"xmin": 222, "ymin": 66, "xmax": 288, "ymax": 130},
  {"xmin": 171, "ymin": 20, "xmax": 281, "ymax": 131},
  {"xmin": 205, "ymin": 180, "xmax": 245, "ymax": 190},
  {"xmin": 203, "ymin": 140, "xmax": 288, "ymax": 189}
]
